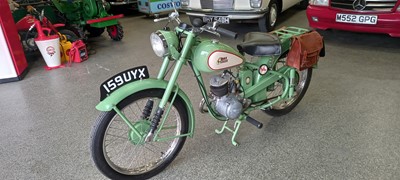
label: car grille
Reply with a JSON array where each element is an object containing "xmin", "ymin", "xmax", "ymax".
[
  {"xmin": 201, "ymin": 0, "xmax": 234, "ymax": 9},
  {"xmin": 330, "ymin": 0, "xmax": 398, "ymax": 11}
]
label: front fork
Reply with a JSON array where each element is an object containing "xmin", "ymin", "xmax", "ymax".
[
  {"xmin": 108, "ymin": 31, "xmax": 195, "ymax": 143},
  {"xmin": 145, "ymin": 32, "xmax": 196, "ymax": 142}
]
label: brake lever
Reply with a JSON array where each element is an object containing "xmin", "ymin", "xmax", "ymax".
[
  {"xmin": 154, "ymin": 17, "xmax": 169, "ymax": 23},
  {"xmin": 200, "ymin": 26, "xmax": 220, "ymax": 37},
  {"xmin": 153, "ymin": 11, "xmax": 181, "ymax": 24},
  {"xmin": 170, "ymin": 0, "xmax": 181, "ymax": 23},
  {"xmin": 212, "ymin": 21, "xmax": 219, "ymax": 29}
]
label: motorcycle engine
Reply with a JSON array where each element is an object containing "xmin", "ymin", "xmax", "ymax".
[{"xmin": 209, "ymin": 73, "xmax": 243, "ymax": 120}]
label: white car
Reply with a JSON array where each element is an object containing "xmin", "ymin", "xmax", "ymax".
[{"xmin": 180, "ymin": 0, "xmax": 308, "ymax": 32}]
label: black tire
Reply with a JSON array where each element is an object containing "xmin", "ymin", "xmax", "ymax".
[
  {"xmin": 258, "ymin": 0, "xmax": 278, "ymax": 32},
  {"xmin": 90, "ymin": 89, "xmax": 189, "ymax": 179},
  {"xmin": 263, "ymin": 56, "xmax": 313, "ymax": 116},
  {"xmin": 66, "ymin": 25, "xmax": 87, "ymax": 42},
  {"xmin": 87, "ymin": 27, "xmax": 105, "ymax": 37},
  {"xmin": 107, "ymin": 24, "xmax": 124, "ymax": 41},
  {"xmin": 58, "ymin": 29, "xmax": 79, "ymax": 42}
]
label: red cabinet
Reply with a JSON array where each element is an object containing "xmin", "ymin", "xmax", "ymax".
[{"xmin": 0, "ymin": 0, "xmax": 28, "ymax": 83}]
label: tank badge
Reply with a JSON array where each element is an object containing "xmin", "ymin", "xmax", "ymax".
[
  {"xmin": 217, "ymin": 57, "xmax": 228, "ymax": 64},
  {"xmin": 259, "ymin": 64, "xmax": 268, "ymax": 75}
]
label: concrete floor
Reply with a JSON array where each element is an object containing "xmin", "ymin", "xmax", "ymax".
[{"xmin": 1, "ymin": 9, "xmax": 400, "ymax": 179}]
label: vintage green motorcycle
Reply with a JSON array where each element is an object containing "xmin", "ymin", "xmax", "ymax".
[{"xmin": 90, "ymin": 10, "xmax": 324, "ymax": 179}]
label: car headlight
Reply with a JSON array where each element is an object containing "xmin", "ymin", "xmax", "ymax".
[
  {"xmin": 250, "ymin": 0, "xmax": 262, "ymax": 8},
  {"xmin": 309, "ymin": 0, "xmax": 329, "ymax": 6},
  {"xmin": 150, "ymin": 32, "xmax": 167, "ymax": 57},
  {"xmin": 181, "ymin": 0, "xmax": 189, "ymax": 6}
]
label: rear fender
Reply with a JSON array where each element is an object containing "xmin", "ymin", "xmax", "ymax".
[{"xmin": 96, "ymin": 78, "xmax": 195, "ymax": 137}]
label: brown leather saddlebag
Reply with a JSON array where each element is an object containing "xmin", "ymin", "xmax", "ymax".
[{"xmin": 286, "ymin": 31, "xmax": 324, "ymax": 71}]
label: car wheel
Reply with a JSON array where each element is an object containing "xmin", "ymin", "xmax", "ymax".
[{"xmin": 258, "ymin": 0, "xmax": 278, "ymax": 32}]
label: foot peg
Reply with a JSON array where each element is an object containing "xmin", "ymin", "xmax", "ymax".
[{"xmin": 246, "ymin": 116, "xmax": 263, "ymax": 129}]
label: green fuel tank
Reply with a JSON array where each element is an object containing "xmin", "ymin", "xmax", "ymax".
[{"xmin": 192, "ymin": 39, "xmax": 244, "ymax": 73}]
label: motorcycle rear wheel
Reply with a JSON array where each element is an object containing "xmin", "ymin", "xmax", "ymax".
[
  {"xmin": 263, "ymin": 58, "xmax": 313, "ymax": 116},
  {"xmin": 90, "ymin": 89, "xmax": 188, "ymax": 179}
]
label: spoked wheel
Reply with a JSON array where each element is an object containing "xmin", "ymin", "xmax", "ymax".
[
  {"xmin": 90, "ymin": 89, "xmax": 188, "ymax": 179},
  {"xmin": 258, "ymin": 0, "xmax": 278, "ymax": 32},
  {"xmin": 263, "ymin": 56, "xmax": 313, "ymax": 116},
  {"xmin": 107, "ymin": 24, "xmax": 124, "ymax": 41}
]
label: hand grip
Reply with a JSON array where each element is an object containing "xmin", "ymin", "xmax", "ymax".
[
  {"xmin": 216, "ymin": 27, "xmax": 237, "ymax": 39},
  {"xmin": 154, "ymin": 17, "xmax": 169, "ymax": 23}
]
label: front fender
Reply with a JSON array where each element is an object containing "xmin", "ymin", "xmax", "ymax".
[{"xmin": 96, "ymin": 78, "xmax": 195, "ymax": 137}]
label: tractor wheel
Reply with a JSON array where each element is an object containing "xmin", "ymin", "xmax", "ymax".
[
  {"xmin": 107, "ymin": 24, "xmax": 124, "ymax": 41},
  {"xmin": 87, "ymin": 27, "xmax": 105, "ymax": 37},
  {"xmin": 59, "ymin": 29, "xmax": 80, "ymax": 42}
]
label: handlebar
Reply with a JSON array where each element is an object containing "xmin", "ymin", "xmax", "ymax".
[
  {"xmin": 215, "ymin": 27, "xmax": 237, "ymax": 39},
  {"xmin": 201, "ymin": 23, "xmax": 238, "ymax": 39},
  {"xmin": 153, "ymin": 11, "xmax": 181, "ymax": 24},
  {"xmin": 154, "ymin": 11, "xmax": 237, "ymax": 39},
  {"xmin": 154, "ymin": 17, "xmax": 170, "ymax": 23}
]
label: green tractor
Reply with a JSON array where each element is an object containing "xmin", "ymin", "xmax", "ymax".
[{"xmin": 51, "ymin": 0, "xmax": 124, "ymax": 41}]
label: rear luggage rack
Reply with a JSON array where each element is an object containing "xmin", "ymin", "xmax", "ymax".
[
  {"xmin": 270, "ymin": 27, "xmax": 310, "ymax": 50},
  {"xmin": 272, "ymin": 26, "xmax": 310, "ymax": 40}
]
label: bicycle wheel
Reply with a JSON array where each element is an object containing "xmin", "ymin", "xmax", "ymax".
[
  {"xmin": 263, "ymin": 57, "xmax": 313, "ymax": 116},
  {"xmin": 90, "ymin": 89, "xmax": 188, "ymax": 179}
]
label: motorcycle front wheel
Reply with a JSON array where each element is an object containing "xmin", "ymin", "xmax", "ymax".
[
  {"xmin": 263, "ymin": 58, "xmax": 312, "ymax": 116},
  {"xmin": 90, "ymin": 89, "xmax": 188, "ymax": 179}
]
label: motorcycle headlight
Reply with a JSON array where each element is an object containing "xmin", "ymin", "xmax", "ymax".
[
  {"xmin": 150, "ymin": 32, "xmax": 167, "ymax": 57},
  {"xmin": 309, "ymin": 0, "xmax": 329, "ymax": 6},
  {"xmin": 250, "ymin": 0, "xmax": 262, "ymax": 8}
]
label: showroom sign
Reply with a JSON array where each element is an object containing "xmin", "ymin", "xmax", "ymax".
[{"xmin": 138, "ymin": 0, "xmax": 181, "ymax": 15}]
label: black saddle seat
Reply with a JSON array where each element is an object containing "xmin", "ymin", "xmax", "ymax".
[{"xmin": 237, "ymin": 32, "xmax": 281, "ymax": 56}]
